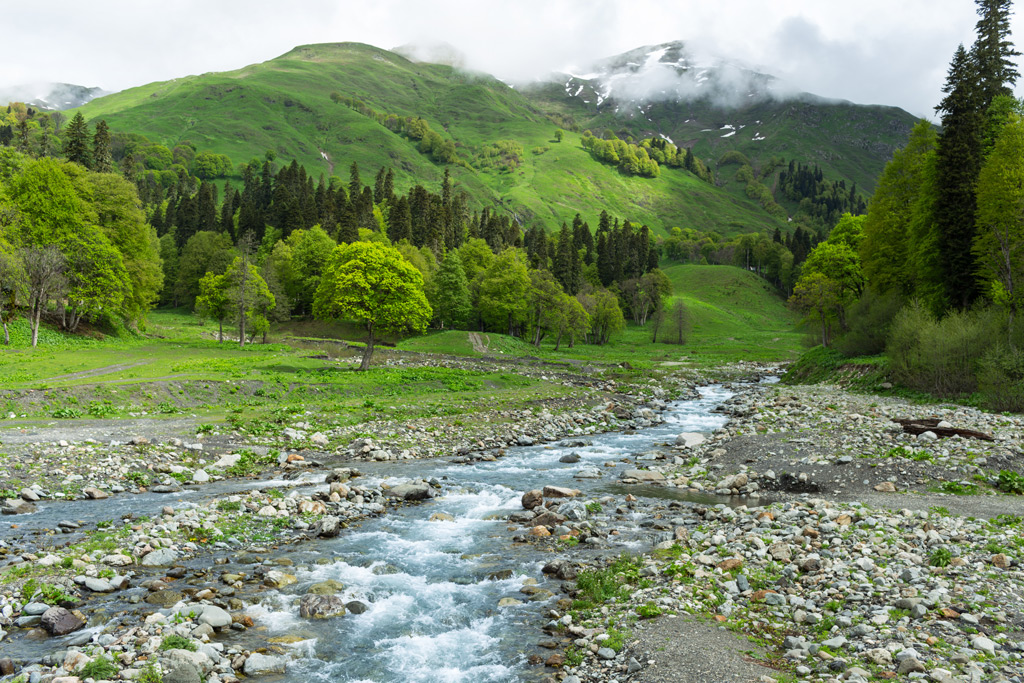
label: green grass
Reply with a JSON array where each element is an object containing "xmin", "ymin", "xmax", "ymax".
[{"xmin": 399, "ymin": 266, "xmax": 800, "ymax": 365}]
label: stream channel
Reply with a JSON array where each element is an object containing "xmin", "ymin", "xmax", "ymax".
[{"xmin": 5, "ymin": 384, "xmax": 740, "ymax": 682}]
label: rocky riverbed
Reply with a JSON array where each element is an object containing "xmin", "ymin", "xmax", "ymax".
[
  {"xmin": 517, "ymin": 380, "xmax": 1024, "ymax": 683},
  {"xmin": 1, "ymin": 367, "xmax": 1022, "ymax": 683}
]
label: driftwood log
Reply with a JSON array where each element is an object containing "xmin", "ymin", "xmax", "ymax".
[{"xmin": 892, "ymin": 418, "xmax": 995, "ymax": 442}]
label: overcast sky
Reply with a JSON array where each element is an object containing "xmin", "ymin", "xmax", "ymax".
[{"xmin": 3, "ymin": 0, "xmax": 1022, "ymax": 118}]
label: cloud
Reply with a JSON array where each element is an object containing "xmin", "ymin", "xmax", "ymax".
[{"xmin": 0, "ymin": 0, "xmax": 1019, "ymax": 118}]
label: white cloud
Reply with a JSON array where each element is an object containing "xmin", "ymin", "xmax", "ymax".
[{"xmin": 0, "ymin": 0, "xmax": 1018, "ymax": 117}]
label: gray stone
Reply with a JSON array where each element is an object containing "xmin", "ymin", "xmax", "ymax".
[
  {"xmin": 197, "ymin": 605, "xmax": 232, "ymax": 628},
  {"xmin": 675, "ymin": 432, "xmax": 705, "ymax": 448},
  {"xmin": 299, "ymin": 594, "xmax": 346, "ymax": 619},
  {"xmin": 822, "ymin": 636, "xmax": 847, "ymax": 649},
  {"xmin": 386, "ymin": 483, "xmax": 432, "ymax": 501},
  {"xmin": 972, "ymin": 635, "xmax": 997, "ymax": 656},
  {"xmin": 40, "ymin": 607, "xmax": 85, "ymax": 636},
  {"xmin": 521, "ymin": 490, "xmax": 544, "ymax": 510},
  {"xmin": 1, "ymin": 499, "xmax": 36, "ymax": 515},
  {"xmin": 82, "ymin": 577, "xmax": 115, "ymax": 592},
  {"xmin": 311, "ymin": 516, "xmax": 342, "ymax": 538},
  {"xmin": 141, "ymin": 548, "xmax": 179, "ymax": 566},
  {"xmin": 558, "ymin": 453, "xmax": 581, "ymax": 463},
  {"xmin": 597, "ymin": 647, "xmax": 617, "ymax": 660},
  {"xmin": 621, "ymin": 469, "xmax": 666, "ymax": 483},
  {"xmin": 243, "ymin": 653, "xmax": 288, "ymax": 676}
]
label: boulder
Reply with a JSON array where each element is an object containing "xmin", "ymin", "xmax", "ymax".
[
  {"xmin": 140, "ymin": 548, "xmax": 179, "ymax": 567},
  {"xmin": 311, "ymin": 516, "xmax": 343, "ymax": 538},
  {"xmin": 298, "ymin": 594, "xmax": 347, "ymax": 619},
  {"xmin": 675, "ymin": 432, "xmax": 706, "ymax": 448},
  {"xmin": 264, "ymin": 570, "xmax": 297, "ymax": 588},
  {"xmin": 243, "ymin": 653, "xmax": 288, "ymax": 676},
  {"xmin": 521, "ymin": 489, "xmax": 544, "ymax": 510},
  {"xmin": 531, "ymin": 511, "xmax": 567, "ymax": 527},
  {"xmin": 307, "ymin": 579, "xmax": 345, "ymax": 595},
  {"xmin": 621, "ymin": 469, "xmax": 666, "ymax": 483},
  {"xmin": 385, "ymin": 483, "xmax": 432, "ymax": 501},
  {"xmin": 196, "ymin": 605, "xmax": 232, "ymax": 628},
  {"xmin": 40, "ymin": 607, "xmax": 85, "ymax": 636},
  {"xmin": 83, "ymin": 487, "xmax": 109, "ymax": 499},
  {"xmin": 1, "ymin": 499, "xmax": 36, "ymax": 515},
  {"xmin": 542, "ymin": 486, "xmax": 580, "ymax": 498}
]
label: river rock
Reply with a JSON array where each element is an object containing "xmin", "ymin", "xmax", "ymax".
[
  {"xmin": 196, "ymin": 605, "xmax": 232, "ymax": 628},
  {"xmin": 307, "ymin": 579, "xmax": 345, "ymax": 595},
  {"xmin": 532, "ymin": 510, "xmax": 567, "ymax": 527},
  {"xmin": 83, "ymin": 486, "xmax": 109, "ymax": 499},
  {"xmin": 621, "ymin": 469, "xmax": 666, "ymax": 483},
  {"xmin": 243, "ymin": 653, "xmax": 288, "ymax": 675},
  {"xmin": 521, "ymin": 489, "xmax": 544, "ymax": 510},
  {"xmin": 575, "ymin": 467, "xmax": 602, "ymax": 478},
  {"xmin": 386, "ymin": 483, "xmax": 432, "ymax": 501},
  {"xmin": 191, "ymin": 469, "xmax": 210, "ymax": 483},
  {"xmin": 40, "ymin": 606, "xmax": 85, "ymax": 636},
  {"xmin": 101, "ymin": 553, "xmax": 134, "ymax": 566},
  {"xmin": 1, "ymin": 498, "xmax": 36, "ymax": 515},
  {"xmin": 264, "ymin": 570, "xmax": 297, "ymax": 588},
  {"xmin": 212, "ymin": 453, "xmax": 241, "ymax": 469},
  {"xmin": 675, "ymin": 432, "xmax": 705, "ymax": 448},
  {"xmin": 19, "ymin": 488, "xmax": 40, "ymax": 501},
  {"xmin": 82, "ymin": 576, "xmax": 116, "ymax": 592},
  {"xmin": 299, "ymin": 594, "xmax": 347, "ymax": 619},
  {"xmin": 146, "ymin": 590, "xmax": 185, "ymax": 607},
  {"xmin": 141, "ymin": 548, "xmax": 179, "ymax": 566},
  {"xmin": 559, "ymin": 453, "xmax": 581, "ymax": 463},
  {"xmin": 346, "ymin": 600, "xmax": 368, "ymax": 614},
  {"xmin": 311, "ymin": 515, "xmax": 343, "ymax": 538},
  {"xmin": 542, "ymin": 485, "xmax": 580, "ymax": 498}
]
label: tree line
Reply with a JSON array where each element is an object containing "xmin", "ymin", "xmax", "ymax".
[{"xmin": 786, "ymin": 0, "xmax": 1024, "ymax": 411}]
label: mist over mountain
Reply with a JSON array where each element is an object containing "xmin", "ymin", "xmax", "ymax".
[
  {"xmin": 0, "ymin": 82, "xmax": 108, "ymax": 110},
  {"xmin": 548, "ymin": 41, "xmax": 818, "ymax": 113}
]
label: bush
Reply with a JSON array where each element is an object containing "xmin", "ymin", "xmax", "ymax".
[
  {"xmin": 77, "ymin": 654, "xmax": 118, "ymax": 680},
  {"xmin": 997, "ymin": 470, "xmax": 1024, "ymax": 495},
  {"xmin": 977, "ymin": 344, "xmax": 1024, "ymax": 412},
  {"xmin": 836, "ymin": 290, "xmax": 904, "ymax": 357},
  {"xmin": 886, "ymin": 301, "xmax": 997, "ymax": 397},
  {"xmin": 159, "ymin": 634, "xmax": 197, "ymax": 651}
]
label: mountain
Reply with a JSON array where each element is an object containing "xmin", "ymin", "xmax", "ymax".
[
  {"xmin": 525, "ymin": 41, "xmax": 918, "ymax": 193},
  {"xmin": 1, "ymin": 82, "xmax": 108, "ymax": 110},
  {"xmin": 73, "ymin": 41, "xmax": 917, "ymax": 236}
]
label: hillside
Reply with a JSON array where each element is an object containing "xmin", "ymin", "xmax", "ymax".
[
  {"xmin": 524, "ymin": 41, "xmax": 919, "ymax": 193},
  {"xmin": 74, "ymin": 41, "xmax": 914, "ymax": 236}
]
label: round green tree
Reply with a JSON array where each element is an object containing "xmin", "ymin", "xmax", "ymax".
[{"xmin": 313, "ymin": 241, "xmax": 431, "ymax": 370}]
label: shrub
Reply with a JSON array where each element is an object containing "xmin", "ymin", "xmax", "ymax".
[
  {"xmin": 886, "ymin": 301, "xmax": 997, "ymax": 397},
  {"xmin": 929, "ymin": 548, "xmax": 952, "ymax": 567},
  {"xmin": 76, "ymin": 654, "xmax": 118, "ymax": 680},
  {"xmin": 977, "ymin": 344, "xmax": 1024, "ymax": 412},
  {"xmin": 159, "ymin": 634, "xmax": 197, "ymax": 651},
  {"xmin": 997, "ymin": 470, "xmax": 1024, "ymax": 495},
  {"xmin": 836, "ymin": 290, "xmax": 904, "ymax": 357}
]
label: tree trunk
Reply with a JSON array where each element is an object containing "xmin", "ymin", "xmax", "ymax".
[
  {"xmin": 2, "ymin": 320, "xmax": 8, "ymax": 345},
  {"xmin": 218, "ymin": 320, "xmax": 223, "ymax": 342},
  {"xmin": 32, "ymin": 304, "xmax": 42, "ymax": 347},
  {"xmin": 359, "ymin": 323, "xmax": 375, "ymax": 371},
  {"xmin": 554, "ymin": 329, "xmax": 562, "ymax": 351}
]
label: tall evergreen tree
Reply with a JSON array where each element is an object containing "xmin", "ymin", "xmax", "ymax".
[
  {"xmin": 92, "ymin": 120, "xmax": 113, "ymax": 173},
  {"xmin": 62, "ymin": 112, "xmax": 91, "ymax": 167},
  {"xmin": 933, "ymin": 45, "xmax": 985, "ymax": 308},
  {"xmin": 972, "ymin": 0, "xmax": 1021, "ymax": 109}
]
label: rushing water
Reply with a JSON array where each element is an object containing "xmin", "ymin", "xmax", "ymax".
[
  {"xmin": 248, "ymin": 384, "xmax": 734, "ymax": 682},
  {"xmin": 4, "ymin": 385, "xmax": 736, "ymax": 682}
]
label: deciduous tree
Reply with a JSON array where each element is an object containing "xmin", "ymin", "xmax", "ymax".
[{"xmin": 313, "ymin": 241, "xmax": 431, "ymax": 370}]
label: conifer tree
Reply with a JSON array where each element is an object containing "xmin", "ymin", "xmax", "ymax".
[
  {"xmin": 933, "ymin": 45, "xmax": 985, "ymax": 308},
  {"xmin": 62, "ymin": 112, "xmax": 91, "ymax": 167},
  {"xmin": 92, "ymin": 120, "xmax": 113, "ymax": 173}
]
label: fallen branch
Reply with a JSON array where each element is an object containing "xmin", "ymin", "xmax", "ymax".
[{"xmin": 892, "ymin": 418, "xmax": 995, "ymax": 442}]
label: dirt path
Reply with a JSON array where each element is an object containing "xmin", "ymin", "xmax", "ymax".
[
  {"xmin": 468, "ymin": 332, "xmax": 489, "ymax": 353},
  {"xmin": 0, "ymin": 416, "xmax": 200, "ymax": 446},
  {"xmin": 44, "ymin": 360, "xmax": 151, "ymax": 382},
  {"xmin": 630, "ymin": 616, "xmax": 774, "ymax": 683}
]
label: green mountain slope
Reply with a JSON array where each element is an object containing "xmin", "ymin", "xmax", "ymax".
[{"xmin": 75, "ymin": 41, "xmax": 910, "ymax": 237}]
